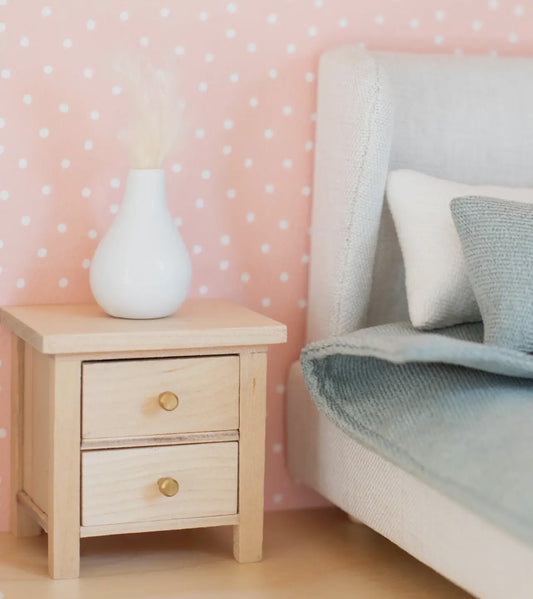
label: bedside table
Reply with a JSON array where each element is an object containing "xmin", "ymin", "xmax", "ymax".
[{"xmin": 1, "ymin": 300, "xmax": 287, "ymax": 579}]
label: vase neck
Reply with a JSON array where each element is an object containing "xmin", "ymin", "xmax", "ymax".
[{"xmin": 120, "ymin": 169, "xmax": 167, "ymax": 216}]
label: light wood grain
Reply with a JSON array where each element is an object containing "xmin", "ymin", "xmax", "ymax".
[
  {"xmin": 22, "ymin": 345, "xmax": 50, "ymax": 514},
  {"xmin": 233, "ymin": 351, "xmax": 267, "ymax": 563},
  {"xmin": 17, "ymin": 491, "xmax": 48, "ymax": 533},
  {"xmin": 80, "ymin": 513, "xmax": 239, "ymax": 537},
  {"xmin": 82, "ymin": 355, "xmax": 239, "ymax": 439},
  {"xmin": 0, "ymin": 300, "xmax": 287, "ymax": 354},
  {"xmin": 81, "ymin": 430, "xmax": 239, "ymax": 451},
  {"xmin": 82, "ymin": 442, "xmax": 238, "ymax": 527},
  {"xmin": 0, "ymin": 509, "xmax": 471, "ymax": 599},
  {"xmin": 10, "ymin": 337, "xmax": 42, "ymax": 537},
  {"xmin": 48, "ymin": 355, "xmax": 82, "ymax": 579}
]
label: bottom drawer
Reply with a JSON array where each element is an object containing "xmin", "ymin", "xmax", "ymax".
[{"xmin": 81, "ymin": 442, "xmax": 238, "ymax": 526}]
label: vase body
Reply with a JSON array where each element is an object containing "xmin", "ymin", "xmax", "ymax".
[{"xmin": 90, "ymin": 169, "xmax": 192, "ymax": 319}]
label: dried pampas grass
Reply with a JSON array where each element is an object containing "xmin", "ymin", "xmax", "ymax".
[{"xmin": 116, "ymin": 56, "xmax": 185, "ymax": 169}]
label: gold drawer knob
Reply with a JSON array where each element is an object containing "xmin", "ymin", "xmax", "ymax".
[
  {"xmin": 157, "ymin": 477, "xmax": 179, "ymax": 497},
  {"xmin": 158, "ymin": 391, "xmax": 179, "ymax": 411}
]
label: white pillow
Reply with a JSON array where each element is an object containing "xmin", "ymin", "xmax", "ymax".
[{"xmin": 387, "ymin": 169, "xmax": 533, "ymax": 329}]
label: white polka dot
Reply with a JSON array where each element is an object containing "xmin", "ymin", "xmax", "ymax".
[
  {"xmin": 472, "ymin": 19, "xmax": 483, "ymax": 31},
  {"xmin": 42, "ymin": 185, "xmax": 51, "ymax": 195},
  {"xmin": 0, "ymin": 118, "xmax": 4, "ymax": 128},
  {"xmin": 199, "ymin": 11, "xmax": 209, "ymax": 21},
  {"xmin": 90, "ymin": 110, "xmax": 100, "ymax": 120},
  {"xmin": 287, "ymin": 43, "xmax": 296, "ymax": 54},
  {"xmin": 0, "ymin": 428, "xmax": 6, "ymax": 438},
  {"xmin": 302, "ymin": 186, "xmax": 311, "ymax": 196},
  {"xmin": 302, "ymin": 253, "xmax": 310, "ymax": 263},
  {"xmin": 57, "ymin": 223, "xmax": 67, "ymax": 233},
  {"xmin": 201, "ymin": 170, "xmax": 211, "ymax": 180},
  {"xmin": 247, "ymin": 42, "xmax": 257, "ymax": 52},
  {"xmin": 509, "ymin": 32, "xmax": 519, "ymax": 43},
  {"xmin": 174, "ymin": 45, "xmax": 185, "ymax": 56},
  {"xmin": 410, "ymin": 18, "xmax": 420, "ymax": 28},
  {"xmin": 1, "ymin": 69, "xmax": 11, "ymax": 79},
  {"xmin": 84, "ymin": 140, "xmax": 93, "ymax": 150},
  {"xmin": 222, "ymin": 145, "xmax": 232, "ymax": 155},
  {"xmin": 273, "ymin": 493, "xmax": 283, "ymax": 503},
  {"xmin": 196, "ymin": 198, "xmax": 205, "ymax": 208},
  {"xmin": 59, "ymin": 103, "xmax": 69, "ymax": 113},
  {"xmin": 39, "ymin": 128, "xmax": 49, "ymax": 138},
  {"xmin": 221, "ymin": 234, "xmax": 231, "ymax": 245},
  {"xmin": 58, "ymin": 278, "xmax": 68, "ymax": 288},
  {"xmin": 83, "ymin": 67, "xmax": 93, "ymax": 78},
  {"xmin": 264, "ymin": 129, "xmax": 274, "ymax": 139},
  {"xmin": 249, "ymin": 97, "xmax": 259, "ymax": 107},
  {"xmin": 244, "ymin": 158, "xmax": 253, "ymax": 168},
  {"xmin": 241, "ymin": 272, "xmax": 250, "ymax": 283},
  {"xmin": 37, "ymin": 248, "xmax": 47, "ymax": 258},
  {"xmin": 62, "ymin": 38, "xmax": 73, "ymax": 49},
  {"xmin": 110, "ymin": 204, "xmax": 119, "ymax": 214},
  {"xmin": 513, "ymin": 5, "xmax": 524, "ymax": 16},
  {"xmin": 82, "ymin": 258, "xmax": 91, "ymax": 269},
  {"xmin": 227, "ymin": 2, "xmax": 237, "ymax": 13},
  {"xmin": 110, "ymin": 177, "xmax": 120, "ymax": 189},
  {"xmin": 160, "ymin": 8, "xmax": 170, "ymax": 17},
  {"xmin": 198, "ymin": 81, "xmax": 208, "ymax": 92},
  {"xmin": 16, "ymin": 278, "xmax": 25, "ymax": 289},
  {"xmin": 276, "ymin": 384, "xmax": 286, "ymax": 394},
  {"xmin": 267, "ymin": 13, "xmax": 278, "ymax": 24},
  {"xmin": 0, "ymin": 22, "xmax": 5, "ymax": 32},
  {"xmin": 87, "ymin": 19, "xmax": 96, "ymax": 30},
  {"xmin": 338, "ymin": 17, "xmax": 348, "ymax": 27},
  {"xmin": 375, "ymin": 14, "xmax": 385, "ymax": 25},
  {"xmin": 0, "ymin": 240, "xmax": 3, "ymax": 248},
  {"xmin": 0, "ymin": 145, "xmax": 4, "ymax": 154},
  {"xmin": 273, "ymin": 443, "xmax": 283, "ymax": 453},
  {"xmin": 282, "ymin": 159, "xmax": 293, "ymax": 169},
  {"xmin": 298, "ymin": 299, "xmax": 308, "ymax": 308},
  {"xmin": 174, "ymin": 217, "xmax": 182, "ymax": 227},
  {"xmin": 308, "ymin": 25, "xmax": 317, "ymax": 36},
  {"xmin": 279, "ymin": 220, "xmax": 289, "ymax": 229},
  {"xmin": 193, "ymin": 244, "xmax": 202, "ymax": 254},
  {"xmin": 226, "ymin": 189, "xmax": 236, "ymax": 199},
  {"xmin": 81, "ymin": 187, "xmax": 91, "ymax": 198},
  {"xmin": 44, "ymin": 65, "xmax": 53, "ymax": 75},
  {"xmin": 246, "ymin": 212, "xmax": 255, "ymax": 222},
  {"xmin": 489, "ymin": 0, "xmax": 499, "ymax": 8},
  {"xmin": 111, "ymin": 85, "xmax": 122, "ymax": 95},
  {"xmin": 435, "ymin": 10, "xmax": 446, "ymax": 20},
  {"xmin": 41, "ymin": 6, "xmax": 52, "ymax": 17},
  {"xmin": 199, "ymin": 284, "xmax": 208, "ymax": 295},
  {"xmin": 20, "ymin": 35, "xmax": 30, "ymax": 47},
  {"xmin": 0, "ymin": 190, "xmax": 8, "ymax": 201},
  {"xmin": 18, "ymin": 158, "xmax": 28, "ymax": 169},
  {"xmin": 280, "ymin": 272, "xmax": 289, "ymax": 282},
  {"xmin": 305, "ymin": 140, "xmax": 314, "ymax": 151},
  {"xmin": 140, "ymin": 36, "xmax": 149, "ymax": 47},
  {"xmin": 305, "ymin": 72, "xmax": 315, "ymax": 83},
  {"xmin": 172, "ymin": 163, "xmax": 182, "ymax": 173},
  {"xmin": 262, "ymin": 297, "xmax": 271, "ymax": 307},
  {"xmin": 204, "ymin": 52, "xmax": 215, "ymax": 63},
  {"xmin": 261, "ymin": 243, "xmax": 270, "ymax": 253},
  {"xmin": 226, "ymin": 28, "xmax": 236, "ymax": 38},
  {"xmin": 282, "ymin": 106, "xmax": 292, "ymax": 117},
  {"xmin": 21, "ymin": 215, "xmax": 30, "ymax": 226},
  {"xmin": 195, "ymin": 128, "xmax": 205, "ymax": 139},
  {"xmin": 88, "ymin": 229, "xmax": 97, "ymax": 239},
  {"xmin": 268, "ymin": 68, "xmax": 278, "ymax": 79},
  {"xmin": 229, "ymin": 72, "xmax": 239, "ymax": 83},
  {"xmin": 265, "ymin": 184, "xmax": 274, "ymax": 193},
  {"xmin": 119, "ymin": 11, "xmax": 129, "ymax": 21},
  {"xmin": 220, "ymin": 260, "xmax": 229, "ymax": 270},
  {"xmin": 60, "ymin": 158, "xmax": 70, "ymax": 168}
]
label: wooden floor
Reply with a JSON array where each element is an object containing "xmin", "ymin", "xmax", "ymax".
[{"xmin": 0, "ymin": 508, "xmax": 470, "ymax": 599}]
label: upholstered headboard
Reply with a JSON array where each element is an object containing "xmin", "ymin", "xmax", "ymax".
[{"xmin": 306, "ymin": 46, "xmax": 533, "ymax": 343}]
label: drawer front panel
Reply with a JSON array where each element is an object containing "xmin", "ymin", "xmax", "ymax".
[
  {"xmin": 82, "ymin": 356, "xmax": 239, "ymax": 439},
  {"xmin": 81, "ymin": 442, "xmax": 238, "ymax": 526}
]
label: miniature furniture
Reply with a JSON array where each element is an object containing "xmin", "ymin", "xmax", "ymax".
[
  {"xmin": 1, "ymin": 300, "xmax": 286, "ymax": 579},
  {"xmin": 287, "ymin": 47, "xmax": 533, "ymax": 599}
]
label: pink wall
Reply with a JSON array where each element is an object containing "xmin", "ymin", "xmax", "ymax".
[{"xmin": 0, "ymin": 0, "xmax": 532, "ymax": 530}]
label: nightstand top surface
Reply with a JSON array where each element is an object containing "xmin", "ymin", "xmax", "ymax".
[{"xmin": 1, "ymin": 300, "xmax": 287, "ymax": 355}]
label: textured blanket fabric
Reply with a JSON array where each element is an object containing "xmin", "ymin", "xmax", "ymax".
[{"xmin": 301, "ymin": 322, "xmax": 533, "ymax": 546}]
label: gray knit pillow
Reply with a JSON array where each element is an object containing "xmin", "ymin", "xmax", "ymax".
[{"xmin": 451, "ymin": 196, "xmax": 533, "ymax": 352}]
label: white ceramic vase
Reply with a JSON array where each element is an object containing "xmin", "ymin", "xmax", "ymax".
[{"xmin": 90, "ymin": 168, "xmax": 192, "ymax": 319}]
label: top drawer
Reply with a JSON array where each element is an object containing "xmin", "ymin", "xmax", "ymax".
[{"xmin": 82, "ymin": 356, "xmax": 239, "ymax": 440}]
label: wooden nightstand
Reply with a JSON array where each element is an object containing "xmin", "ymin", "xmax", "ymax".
[{"xmin": 1, "ymin": 300, "xmax": 286, "ymax": 579}]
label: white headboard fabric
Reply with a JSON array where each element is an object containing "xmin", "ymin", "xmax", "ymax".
[{"xmin": 306, "ymin": 46, "xmax": 533, "ymax": 343}]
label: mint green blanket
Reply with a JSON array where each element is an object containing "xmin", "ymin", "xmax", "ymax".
[{"xmin": 301, "ymin": 322, "xmax": 533, "ymax": 546}]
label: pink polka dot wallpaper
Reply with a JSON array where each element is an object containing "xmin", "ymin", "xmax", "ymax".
[{"xmin": 0, "ymin": 0, "xmax": 532, "ymax": 529}]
